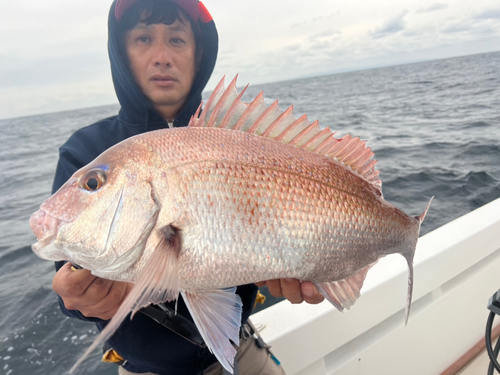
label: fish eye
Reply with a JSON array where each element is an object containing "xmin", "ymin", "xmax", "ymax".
[{"xmin": 81, "ymin": 169, "xmax": 107, "ymax": 191}]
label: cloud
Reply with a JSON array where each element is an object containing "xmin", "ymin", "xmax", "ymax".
[
  {"xmin": 474, "ymin": 8, "xmax": 500, "ymax": 20},
  {"xmin": 308, "ymin": 28, "xmax": 341, "ymax": 42},
  {"xmin": 440, "ymin": 17, "xmax": 500, "ymax": 36},
  {"xmin": 286, "ymin": 44, "xmax": 301, "ymax": 51},
  {"xmin": 416, "ymin": 3, "xmax": 448, "ymax": 13},
  {"xmin": 370, "ymin": 11, "xmax": 408, "ymax": 39},
  {"xmin": 291, "ymin": 11, "xmax": 341, "ymax": 28},
  {"xmin": 441, "ymin": 20, "xmax": 472, "ymax": 34},
  {"xmin": 311, "ymin": 40, "xmax": 331, "ymax": 50}
]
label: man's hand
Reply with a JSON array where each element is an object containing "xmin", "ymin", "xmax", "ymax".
[
  {"xmin": 53, "ymin": 263, "xmax": 133, "ymax": 320},
  {"xmin": 255, "ymin": 279, "xmax": 324, "ymax": 304}
]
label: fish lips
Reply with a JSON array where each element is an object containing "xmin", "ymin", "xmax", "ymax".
[{"xmin": 30, "ymin": 209, "xmax": 70, "ymax": 261}]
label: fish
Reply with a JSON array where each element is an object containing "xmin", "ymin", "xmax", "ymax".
[{"xmin": 30, "ymin": 76, "xmax": 432, "ymax": 373}]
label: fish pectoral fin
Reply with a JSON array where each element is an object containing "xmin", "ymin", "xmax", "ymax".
[
  {"xmin": 69, "ymin": 227, "xmax": 181, "ymax": 374},
  {"xmin": 316, "ymin": 262, "xmax": 377, "ymax": 312},
  {"xmin": 182, "ymin": 288, "xmax": 242, "ymax": 374}
]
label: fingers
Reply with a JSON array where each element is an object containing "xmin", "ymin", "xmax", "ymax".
[
  {"xmin": 301, "ymin": 281, "xmax": 324, "ymax": 304},
  {"xmin": 259, "ymin": 279, "xmax": 324, "ymax": 305},
  {"xmin": 280, "ymin": 278, "xmax": 304, "ymax": 304},
  {"xmin": 53, "ymin": 263, "xmax": 133, "ymax": 319},
  {"xmin": 53, "ymin": 263, "xmax": 97, "ymax": 298},
  {"xmin": 81, "ymin": 281, "xmax": 131, "ymax": 320}
]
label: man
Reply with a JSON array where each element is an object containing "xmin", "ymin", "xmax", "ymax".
[{"xmin": 51, "ymin": 1, "xmax": 323, "ymax": 374}]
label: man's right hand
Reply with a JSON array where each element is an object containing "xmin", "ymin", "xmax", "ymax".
[{"xmin": 53, "ymin": 262, "xmax": 133, "ymax": 320}]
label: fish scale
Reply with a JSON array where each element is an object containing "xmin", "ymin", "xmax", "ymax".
[
  {"xmin": 132, "ymin": 127, "xmax": 411, "ymax": 290},
  {"xmin": 30, "ymin": 76, "xmax": 431, "ymax": 373}
]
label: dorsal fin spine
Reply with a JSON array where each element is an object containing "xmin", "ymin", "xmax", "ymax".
[
  {"xmin": 262, "ymin": 105, "xmax": 294, "ymax": 138},
  {"xmin": 350, "ymin": 148, "xmax": 373, "ymax": 169},
  {"xmin": 197, "ymin": 76, "xmax": 226, "ymax": 126},
  {"xmin": 189, "ymin": 102, "xmax": 203, "ymax": 127},
  {"xmin": 329, "ymin": 135, "xmax": 353, "ymax": 156},
  {"xmin": 316, "ymin": 137, "xmax": 339, "ymax": 154},
  {"xmin": 248, "ymin": 100, "xmax": 279, "ymax": 134},
  {"xmin": 234, "ymin": 91, "xmax": 264, "ymax": 131},
  {"xmin": 289, "ymin": 120, "xmax": 320, "ymax": 146},
  {"xmin": 207, "ymin": 76, "xmax": 238, "ymax": 128},
  {"xmin": 359, "ymin": 160, "xmax": 377, "ymax": 175},
  {"xmin": 339, "ymin": 139, "xmax": 367, "ymax": 162},
  {"xmin": 219, "ymin": 83, "xmax": 249, "ymax": 129},
  {"xmin": 339, "ymin": 143, "xmax": 368, "ymax": 166},
  {"xmin": 305, "ymin": 128, "xmax": 331, "ymax": 151},
  {"xmin": 194, "ymin": 76, "xmax": 382, "ymax": 193},
  {"xmin": 275, "ymin": 113, "xmax": 308, "ymax": 142}
]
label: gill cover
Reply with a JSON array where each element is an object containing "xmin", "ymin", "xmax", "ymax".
[{"xmin": 39, "ymin": 162, "xmax": 161, "ymax": 277}]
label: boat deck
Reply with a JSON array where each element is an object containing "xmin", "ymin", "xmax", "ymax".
[{"xmin": 458, "ymin": 338, "xmax": 498, "ymax": 375}]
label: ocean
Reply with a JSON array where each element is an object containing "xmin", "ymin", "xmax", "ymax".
[{"xmin": 0, "ymin": 51, "xmax": 499, "ymax": 374}]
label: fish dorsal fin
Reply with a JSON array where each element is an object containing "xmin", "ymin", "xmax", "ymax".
[{"xmin": 189, "ymin": 76, "xmax": 382, "ymax": 191}]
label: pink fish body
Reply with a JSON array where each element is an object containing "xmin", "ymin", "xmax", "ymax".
[{"xmin": 30, "ymin": 76, "xmax": 431, "ymax": 373}]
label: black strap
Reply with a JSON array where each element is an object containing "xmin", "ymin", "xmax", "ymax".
[{"xmin": 140, "ymin": 303, "xmax": 206, "ymax": 348}]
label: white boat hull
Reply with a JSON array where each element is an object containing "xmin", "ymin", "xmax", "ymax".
[{"xmin": 251, "ymin": 197, "xmax": 500, "ymax": 374}]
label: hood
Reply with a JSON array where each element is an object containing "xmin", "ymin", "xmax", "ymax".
[{"xmin": 107, "ymin": 0, "xmax": 218, "ymax": 130}]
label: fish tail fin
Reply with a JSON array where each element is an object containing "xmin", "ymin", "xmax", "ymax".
[
  {"xmin": 415, "ymin": 196, "xmax": 434, "ymax": 224},
  {"xmin": 402, "ymin": 196, "xmax": 434, "ymax": 325},
  {"xmin": 403, "ymin": 256, "xmax": 414, "ymax": 326}
]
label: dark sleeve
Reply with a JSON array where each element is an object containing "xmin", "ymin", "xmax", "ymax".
[{"xmin": 52, "ymin": 145, "xmax": 107, "ymax": 323}]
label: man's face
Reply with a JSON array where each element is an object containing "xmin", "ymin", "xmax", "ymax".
[{"xmin": 125, "ymin": 15, "xmax": 197, "ymax": 120}]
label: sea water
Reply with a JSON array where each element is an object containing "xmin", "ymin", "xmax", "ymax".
[{"xmin": 0, "ymin": 51, "xmax": 499, "ymax": 374}]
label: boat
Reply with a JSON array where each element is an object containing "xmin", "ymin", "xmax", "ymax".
[{"xmin": 251, "ymin": 197, "xmax": 500, "ymax": 374}]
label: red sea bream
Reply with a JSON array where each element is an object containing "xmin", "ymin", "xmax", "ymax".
[{"xmin": 30, "ymin": 76, "xmax": 432, "ymax": 373}]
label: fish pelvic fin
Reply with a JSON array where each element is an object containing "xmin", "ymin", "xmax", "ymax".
[
  {"xmin": 182, "ymin": 288, "xmax": 242, "ymax": 374},
  {"xmin": 69, "ymin": 225, "xmax": 181, "ymax": 373},
  {"xmin": 188, "ymin": 76, "xmax": 383, "ymax": 193},
  {"xmin": 316, "ymin": 262, "xmax": 377, "ymax": 312}
]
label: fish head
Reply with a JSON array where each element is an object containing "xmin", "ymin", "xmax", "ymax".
[{"xmin": 30, "ymin": 143, "xmax": 161, "ymax": 276}]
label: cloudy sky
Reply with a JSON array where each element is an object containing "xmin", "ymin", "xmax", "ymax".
[{"xmin": 1, "ymin": 0, "xmax": 499, "ymax": 119}]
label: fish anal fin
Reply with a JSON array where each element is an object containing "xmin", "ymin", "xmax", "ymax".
[
  {"xmin": 191, "ymin": 76, "xmax": 382, "ymax": 192},
  {"xmin": 182, "ymin": 288, "xmax": 242, "ymax": 374},
  {"xmin": 69, "ymin": 226, "xmax": 181, "ymax": 373},
  {"xmin": 316, "ymin": 262, "xmax": 376, "ymax": 312}
]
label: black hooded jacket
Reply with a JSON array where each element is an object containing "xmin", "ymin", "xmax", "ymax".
[{"xmin": 53, "ymin": 2, "xmax": 258, "ymax": 373}]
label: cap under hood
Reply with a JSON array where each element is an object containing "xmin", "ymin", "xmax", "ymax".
[{"xmin": 107, "ymin": 0, "xmax": 218, "ymax": 130}]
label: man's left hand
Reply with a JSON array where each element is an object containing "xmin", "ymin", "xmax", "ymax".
[{"xmin": 255, "ymin": 279, "xmax": 324, "ymax": 304}]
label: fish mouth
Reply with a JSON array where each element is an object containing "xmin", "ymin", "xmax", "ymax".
[{"xmin": 30, "ymin": 209, "xmax": 68, "ymax": 256}]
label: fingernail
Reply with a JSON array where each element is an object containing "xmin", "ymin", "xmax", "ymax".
[{"xmin": 285, "ymin": 278, "xmax": 294, "ymax": 283}]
